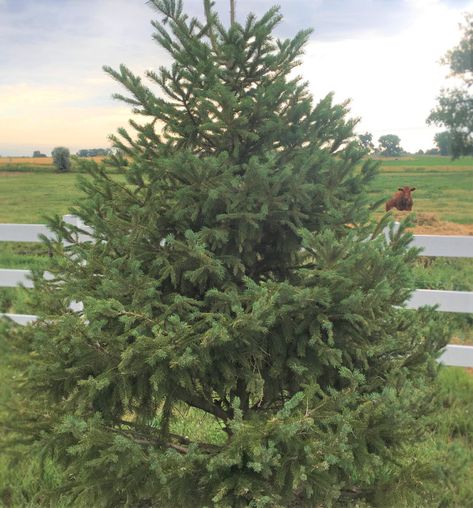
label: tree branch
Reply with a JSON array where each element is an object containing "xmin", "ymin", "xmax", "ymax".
[{"xmin": 172, "ymin": 385, "xmax": 232, "ymax": 422}]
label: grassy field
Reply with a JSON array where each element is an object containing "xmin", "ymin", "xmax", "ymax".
[
  {"xmin": 0, "ymin": 154, "xmax": 471, "ymax": 314},
  {"xmin": 374, "ymin": 154, "xmax": 473, "ymax": 168},
  {"xmin": 0, "ymin": 172, "xmax": 122, "ymax": 223},
  {"xmin": 369, "ymin": 156, "xmax": 473, "ymax": 224},
  {"xmin": 0, "ymin": 155, "xmax": 471, "ymax": 224},
  {"xmin": 370, "ymin": 169, "xmax": 472, "ymax": 224},
  {"xmin": 0, "ymin": 155, "xmax": 472, "ymax": 505},
  {"xmin": 0, "ymin": 157, "xmax": 56, "ymax": 173},
  {"xmin": 0, "ymin": 173, "xmax": 85, "ymax": 223}
]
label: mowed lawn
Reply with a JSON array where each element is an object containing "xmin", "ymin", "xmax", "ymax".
[{"xmin": 0, "ymin": 173, "xmax": 85, "ymax": 223}]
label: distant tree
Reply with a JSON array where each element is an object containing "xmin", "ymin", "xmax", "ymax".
[
  {"xmin": 427, "ymin": 13, "xmax": 473, "ymax": 157},
  {"xmin": 77, "ymin": 148, "xmax": 112, "ymax": 157},
  {"xmin": 416, "ymin": 149, "xmax": 425, "ymax": 155},
  {"xmin": 51, "ymin": 147, "xmax": 71, "ymax": 172},
  {"xmin": 32, "ymin": 150, "xmax": 47, "ymax": 158},
  {"xmin": 434, "ymin": 131, "xmax": 453, "ymax": 156},
  {"xmin": 378, "ymin": 134, "xmax": 403, "ymax": 157},
  {"xmin": 358, "ymin": 132, "xmax": 375, "ymax": 152},
  {"xmin": 426, "ymin": 148, "xmax": 440, "ymax": 155}
]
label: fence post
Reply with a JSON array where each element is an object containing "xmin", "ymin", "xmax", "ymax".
[
  {"xmin": 383, "ymin": 221, "xmax": 400, "ymax": 243},
  {"xmin": 63, "ymin": 214, "xmax": 81, "ymax": 245},
  {"xmin": 63, "ymin": 215, "xmax": 85, "ymax": 313}
]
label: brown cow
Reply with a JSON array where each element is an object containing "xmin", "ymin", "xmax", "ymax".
[{"xmin": 385, "ymin": 186, "xmax": 416, "ymax": 211}]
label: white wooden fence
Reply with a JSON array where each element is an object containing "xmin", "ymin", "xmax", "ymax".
[{"xmin": 1, "ymin": 217, "xmax": 472, "ymax": 366}]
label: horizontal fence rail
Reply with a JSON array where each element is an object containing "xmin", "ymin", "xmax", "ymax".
[
  {"xmin": 2, "ymin": 269, "xmax": 471, "ymax": 314},
  {"xmin": 411, "ymin": 235, "xmax": 473, "ymax": 258},
  {"xmin": 406, "ymin": 289, "xmax": 473, "ymax": 314},
  {"xmin": 0, "ymin": 269, "xmax": 35, "ymax": 288},
  {"xmin": 2, "ymin": 313, "xmax": 39, "ymax": 326},
  {"xmin": 2, "ymin": 222, "xmax": 472, "ymax": 256},
  {"xmin": 0, "ymin": 269, "xmax": 53, "ymax": 288},
  {"xmin": 439, "ymin": 345, "xmax": 473, "ymax": 368},
  {"xmin": 1, "ymin": 219, "xmax": 472, "ymax": 367},
  {"xmin": 0, "ymin": 223, "xmax": 55, "ymax": 243}
]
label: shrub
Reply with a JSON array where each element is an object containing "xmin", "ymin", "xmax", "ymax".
[{"xmin": 51, "ymin": 146, "xmax": 71, "ymax": 172}]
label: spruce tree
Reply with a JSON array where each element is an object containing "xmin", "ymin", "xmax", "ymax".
[{"xmin": 4, "ymin": 1, "xmax": 449, "ymax": 506}]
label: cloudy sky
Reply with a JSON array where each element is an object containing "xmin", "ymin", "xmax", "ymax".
[{"xmin": 1, "ymin": 0, "xmax": 472, "ymax": 156}]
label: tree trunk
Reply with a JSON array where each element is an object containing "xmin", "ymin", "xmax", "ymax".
[{"xmin": 230, "ymin": 0, "xmax": 235, "ymax": 25}]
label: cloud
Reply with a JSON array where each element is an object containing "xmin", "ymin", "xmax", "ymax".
[
  {"xmin": 0, "ymin": 80, "xmax": 131, "ymax": 155},
  {"xmin": 0, "ymin": 0, "xmax": 160, "ymax": 154},
  {"xmin": 301, "ymin": 0, "xmax": 473, "ymax": 150},
  {"xmin": 0, "ymin": 0, "xmax": 159, "ymax": 87},
  {"xmin": 0, "ymin": 84, "xmax": 91, "ymax": 114},
  {"xmin": 178, "ymin": 0, "xmax": 419, "ymax": 39},
  {"xmin": 0, "ymin": 104, "xmax": 132, "ymax": 155},
  {"xmin": 2, "ymin": 0, "xmax": 473, "ymax": 155}
]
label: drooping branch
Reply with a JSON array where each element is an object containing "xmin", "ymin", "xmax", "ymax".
[
  {"xmin": 172, "ymin": 385, "xmax": 232, "ymax": 422},
  {"xmin": 113, "ymin": 422, "xmax": 222, "ymax": 455}
]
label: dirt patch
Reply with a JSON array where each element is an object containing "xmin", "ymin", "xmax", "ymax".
[
  {"xmin": 413, "ymin": 223, "xmax": 473, "ymax": 236},
  {"xmin": 390, "ymin": 211, "xmax": 473, "ymax": 235},
  {"xmin": 450, "ymin": 337, "xmax": 473, "ymax": 346}
]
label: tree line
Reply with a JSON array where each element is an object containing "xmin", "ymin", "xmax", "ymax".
[{"xmin": 357, "ymin": 131, "xmax": 456, "ymax": 157}]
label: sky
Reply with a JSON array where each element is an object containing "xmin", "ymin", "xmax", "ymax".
[{"xmin": 1, "ymin": 0, "xmax": 472, "ymax": 156}]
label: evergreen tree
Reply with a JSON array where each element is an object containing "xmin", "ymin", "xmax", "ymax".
[
  {"xmin": 4, "ymin": 1, "xmax": 449, "ymax": 506},
  {"xmin": 357, "ymin": 132, "xmax": 375, "ymax": 153}
]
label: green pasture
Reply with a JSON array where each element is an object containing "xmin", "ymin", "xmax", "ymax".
[
  {"xmin": 0, "ymin": 155, "xmax": 471, "ymax": 223},
  {"xmin": 376, "ymin": 154, "xmax": 473, "ymax": 168},
  {"xmin": 0, "ymin": 173, "xmax": 85, "ymax": 223},
  {"xmin": 369, "ymin": 167, "xmax": 472, "ymax": 224},
  {"xmin": 0, "ymin": 163, "xmax": 55, "ymax": 173},
  {"xmin": 371, "ymin": 155, "xmax": 472, "ymax": 223}
]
